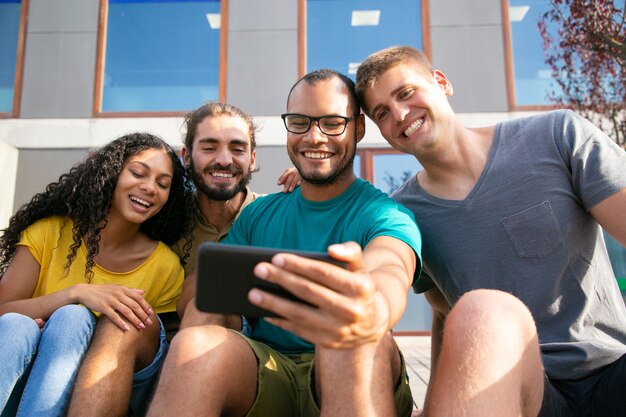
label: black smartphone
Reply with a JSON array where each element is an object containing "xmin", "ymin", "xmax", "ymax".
[{"xmin": 195, "ymin": 242, "xmax": 347, "ymax": 318}]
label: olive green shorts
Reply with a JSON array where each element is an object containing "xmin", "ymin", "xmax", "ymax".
[{"xmin": 235, "ymin": 332, "xmax": 414, "ymax": 417}]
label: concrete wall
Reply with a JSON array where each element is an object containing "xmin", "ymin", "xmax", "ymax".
[{"xmin": 0, "ymin": 141, "xmax": 18, "ymax": 230}]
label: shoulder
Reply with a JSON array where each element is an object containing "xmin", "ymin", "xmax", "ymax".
[
  {"xmin": 354, "ymin": 180, "xmax": 416, "ymax": 220},
  {"xmin": 244, "ymin": 190, "xmax": 293, "ymax": 212},
  {"xmin": 154, "ymin": 241, "xmax": 182, "ymax": 261},
  {"xmin": 22, "ymin": 216, "xmax": 71, "ymax": 238}
]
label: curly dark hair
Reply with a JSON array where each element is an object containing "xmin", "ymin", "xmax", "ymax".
[{"xmin": 0, "ymin": 132, "xmax": 196, "ymax": 280}]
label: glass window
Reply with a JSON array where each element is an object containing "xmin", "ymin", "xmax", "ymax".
[
  {"xmin": 605, "ymin": 233, "xmax": 626, "ymax": 279},
  {"xmin": 373, "ymin": 153, "xmax": 421, "ymax": 195},
  {"xmin": 307, "ymin": 0, "xmax": 423, "ymax": 80},
  {"xmin": 507, "ymin": 0, "xmax": 561, "ymax": 105},
  {"xmin": 0, "ymin": 0, "xmax": 22, "ymax": 113},
  {"xmin": 353, "ymin": 153, "xmax": 361, "ymax": 178},
  {"xmin": 101, "ymin": 0, "xmax": 221, "ymax": 112}
]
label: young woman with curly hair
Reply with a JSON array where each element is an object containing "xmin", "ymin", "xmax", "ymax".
[{"xmin": 0, "ymin": 132, "xmax": 194, "ymax": 417}]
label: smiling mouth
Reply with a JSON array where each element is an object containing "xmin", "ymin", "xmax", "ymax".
[
  {"xmin": 403, "ymin": 116, "xmax": 425, "ymax": 137},
  {"xmin": 303, "ymin": 151, "xmax": 333, "ymax": 159},
  {"xmin": 210, "ymin": 171, "xmax": 235, "ymax": 178},
  {"xmin": 130, "ymin": 196, "xmax": 153, "ymax": 208}
]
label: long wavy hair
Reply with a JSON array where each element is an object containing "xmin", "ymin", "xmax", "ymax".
[{"xmin": 0, "ymin": 132, "xmax": 195, "ymax": 280}]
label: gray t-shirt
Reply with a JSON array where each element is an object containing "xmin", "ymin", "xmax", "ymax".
[{"xmin": 393, "ymin": 109, "xmax": 626, "ymax": 380}]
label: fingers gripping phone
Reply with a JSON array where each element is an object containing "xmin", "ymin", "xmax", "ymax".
[{"xmin": 195, "ymin": 242, "xmax": 347, "ymax": 318}]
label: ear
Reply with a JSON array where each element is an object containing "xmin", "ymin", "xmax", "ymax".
[
  {"xmin": 181, "ymin": 147, "xmax": 191, "ymax": 167},
  {"xmin": 434, "ymin": 70, "xmax": 453, "ymax": 96},
  {"xmin": 355, "ymin": 113, "xmax": 366, "ymax": 143},
  {"xmin": 250, "ymin": 149, "xmax": 257, "ymax": 171}
]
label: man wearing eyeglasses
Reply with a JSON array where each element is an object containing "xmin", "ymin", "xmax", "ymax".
[{"xmin": 148, "ymin": 69, "xmax": 422, "ymax": 417}]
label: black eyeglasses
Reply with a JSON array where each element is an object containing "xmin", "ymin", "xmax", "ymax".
[{"xmin": 281, "ymin": 113, "xmax": 359, "ymax": 136}]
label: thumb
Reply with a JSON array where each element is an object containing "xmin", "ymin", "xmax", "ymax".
[{"xmin": 327, "ymin": 241, "xmax": 363, "ymax": 272}]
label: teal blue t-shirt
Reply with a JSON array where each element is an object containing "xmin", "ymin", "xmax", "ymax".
[{"xmin": 223, "ymin": 178, "xmax": 422, "ymax": 353}]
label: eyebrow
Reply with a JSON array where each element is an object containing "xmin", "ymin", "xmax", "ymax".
[
  {"xmin": 370, "ymin": 84, "xmax": 409, "ymax": 116},
  {"xmin": 197, "ymin": 137, "xmax": 249, "ymax": 147}
]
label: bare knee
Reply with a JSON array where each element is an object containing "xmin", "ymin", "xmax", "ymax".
[
  {"xmin": 92, "ymin": 315, "xmax": 160, "ymax": 370},
  {"xmin": 445, "ymin": 289, "xmax": 538, "ymax": 353},
  {"xmin": 168, "ymin": 325, "xmax": 233, "ymax": 363}
]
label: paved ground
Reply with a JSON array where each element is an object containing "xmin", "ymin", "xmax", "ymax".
[{"xmin": 395, "ymin": 335, "xmax": 431, "ymax": 411}]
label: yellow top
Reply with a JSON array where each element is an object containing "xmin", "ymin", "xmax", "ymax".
[{"xmin": 18, "ymin": 216, "xmax": 183, "ymax": 314}]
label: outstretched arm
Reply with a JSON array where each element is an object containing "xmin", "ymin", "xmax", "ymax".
[{"xmin": 248, "ymin": 236, "xmax": 416, "ymax": 348}]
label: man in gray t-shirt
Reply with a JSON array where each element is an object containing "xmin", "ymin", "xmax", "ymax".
[{"xmin": 356, "ymin": 46, "xmax": 626, "ymax": 417}]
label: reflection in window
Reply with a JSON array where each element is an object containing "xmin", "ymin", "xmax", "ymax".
[
  {"xmin": 353, "ymin": 153, "xmax": 361, "ymax": 178},
  {"xmin": 508, "ymin": 0, "xmax": 561, "ymax": 105},
  {"xmin": 102, "ymin": 0, "xmax": 221, "ymax": 112},
  {"xmin": 307, "ymin": 0, "xmax": 423, "ymax": 80},
  {"xmin": 0, "ymin": 0, "xmax": 21, "ymax": 113},
  {"xmin": 373, "ymin": 153, "xmax": 421, "ymax": 195}
]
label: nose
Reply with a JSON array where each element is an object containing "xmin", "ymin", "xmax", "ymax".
[
  {"xmin": 390, "ymin": 102, "xmax": 409, "ymax": 122},
  {"xmin": 214, "ymin": 147, "xmax": 233, "ymax": 167},
  {"xmin": 140, "ymin": 179, "xmax": 157, "ymax": 194},
  {"xmin": 303, "ymin": 120, "xmax": 328, "ymax": 145}
]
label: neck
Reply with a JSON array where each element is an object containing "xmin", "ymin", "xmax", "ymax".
[
  {"xmin": 417, "ymin": 125, "xmax": 495, "ymax": 199},
  {"xmin": 197, "ymin": 189, "xmax": 247, "ymax": 233},
  {"xmin": 97, "ymin": 214, "xmax": 144, "ymax": 249},
  {"xmin": 299, "ymin": 172, "xmax": 356, "ymax": 202}
]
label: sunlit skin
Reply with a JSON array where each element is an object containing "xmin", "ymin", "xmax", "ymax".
[
  {"xmin": 362, "ymin": 63, "xmax": 455, "ymax": 158},
  {"xmin": 108, "ymin": 148, "xmax": 173, "ymax": 226},
  {"xmin": 286, "ymin": 77, "xmax": 365, "ymax": 201},
  {"xmin": 182, "ymin": 115, "xmax": 256, "ymax": 204}
]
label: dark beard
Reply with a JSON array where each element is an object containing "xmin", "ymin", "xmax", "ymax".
[
  {"xmin": 290, "ymin": 135, "xmax": 356, "ymax": 186},
  {"xmin": 298, "ymin": 156, "xmax": 354, "ymax": 185},
  {"xmin": 187, "ymin": 160, "xmax": 252, "ymax": 201}
]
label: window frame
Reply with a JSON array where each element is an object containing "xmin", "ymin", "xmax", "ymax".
[
  {"xmin": 297, "ymin": 0, "xmax": 432, "ymax": 78},
  {"xmin": 0, "ymin": 0, "xmax": 29, "ymax": 119},
  {"xmin": 500, "ymin": 0, "xmax": 559, "ymax": 111},
  {"xmin": 92, "ymin": 0, "xmax": 229, "ymax": 117}
]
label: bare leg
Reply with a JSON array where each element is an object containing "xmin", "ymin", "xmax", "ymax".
[
  {"xmin": 424, "ymin": 289, "xmax": 545, "ymax": 417},
  {"xmin": 147, "ymin": 325, "xmax": 257, "ymax": 417},
  {"xmin": 179, "ymin": 299, "xmax": 241, "ymax": 330},
  {"xmin": 67, "ymin": 312, "xmax": 160, "ymax": 417},
  {"xmin": 315, "ymin": 332, "xmax": 402, "ymax": 417}
]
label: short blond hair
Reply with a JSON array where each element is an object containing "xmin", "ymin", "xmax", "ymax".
[{"xmin": 355, "ymin": 46, "xmax": 433, "ymax": 115}]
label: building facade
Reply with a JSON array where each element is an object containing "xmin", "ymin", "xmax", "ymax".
[{"xmin": 1, "ymin": 0, "xmax": 624, "ymax": 330}]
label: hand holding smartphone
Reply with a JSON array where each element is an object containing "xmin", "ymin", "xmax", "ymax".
[{"xmin": 195, "ymin": 243, "xmax": 347, "ymax": 318}]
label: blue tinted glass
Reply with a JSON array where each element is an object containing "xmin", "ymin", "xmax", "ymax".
[
  {"xmin": 508, "ymin": 0, "xmax": 560, "ymax": 105},
  {"xmin": 0, "ymin": 0, "xmax": 21, "ymax": 113},
  {"xmin": 103, "ymin": 0, "xmax": 221, "ymax": 112},
  {"xmin": 353, "ymin": 153, "xmax": 361, "ymax": 178},
  {"xmin": 373, "ymin": 153, "xmax": 421, "ymax": 195},
  {"xmin": 308, "ymin": 0, "xmax": 422, "ymax": 80}
]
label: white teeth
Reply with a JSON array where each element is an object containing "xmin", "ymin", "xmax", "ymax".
[
  {"xmin": 211, "ymin": 172, "xmax": 234, "ymax": 178},
  {"xmin": 130, "ymin": 196, "xmax": 152, "ymax": 208},
  {"xmin": 304, "ymin": 151, "xmax": 332, "ymax": 159},
  {"xmin": 404, "ymin": 117, "xmax": 425, "ymax": 137}
]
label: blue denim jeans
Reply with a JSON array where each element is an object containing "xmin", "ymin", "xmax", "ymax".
[{"xmin": 0, "ymin": 304, "xmax": 96, "ymax": 417}]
